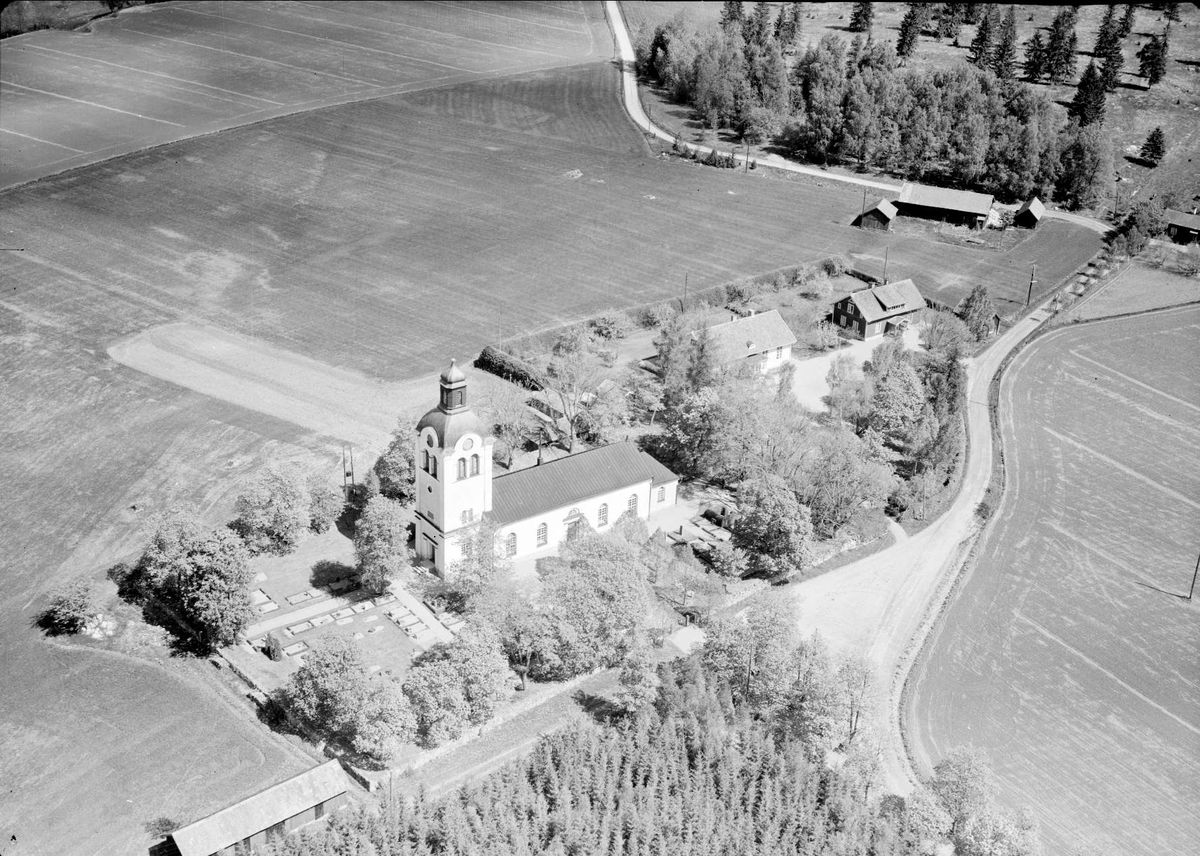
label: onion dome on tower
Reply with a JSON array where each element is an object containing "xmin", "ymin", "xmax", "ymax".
[{"xmin": 416, "ymin": 359, "xmax": 484, "ymax": 447}]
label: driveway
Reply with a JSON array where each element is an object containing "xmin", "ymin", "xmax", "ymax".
[{"xmin": 789, "ymin": 327, "xmax": 924, "ymax": 411}]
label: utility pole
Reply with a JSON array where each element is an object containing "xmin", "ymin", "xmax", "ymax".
[
  {"xmin": 1188, "ymin": 552, "xmax": 1199, "ymax": 600},
  {"xmin": 744, "ymin": 141, "xmax": 749, "ymax": 173},
  {"xmin": 859, "ymin": 186, "xmax": 867, "ymax": 228},
  {"xmin": 1026, "ymin": 264, "xmax": 1037, "ymax": 307},
  {"xmin": 882, "ymin": 247, "xmax": 889, "ymax": 284},
  {"xmin": 683, "ymin": 271, "xmax": 689, "ymax": 310}
]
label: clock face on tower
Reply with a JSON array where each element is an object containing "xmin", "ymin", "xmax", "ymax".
[{"xmin": 463, "ymin": 438, "xmax": 474, "ymax": 450}]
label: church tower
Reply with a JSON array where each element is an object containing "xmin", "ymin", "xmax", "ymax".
[{"xmin": 414, "ymin": 360, "xmax": 494, "ymax": 575}]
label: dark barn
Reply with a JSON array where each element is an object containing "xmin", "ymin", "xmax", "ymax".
[{"xmin": 896, "ymin": 183, "xmax": 994, "ymax": 230}]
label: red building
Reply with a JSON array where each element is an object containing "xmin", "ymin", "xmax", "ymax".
[{"xmin": 832, "ymin": 280, "xmax": 926, "ymax": 339}]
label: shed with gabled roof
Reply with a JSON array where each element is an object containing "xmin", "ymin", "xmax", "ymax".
[
  {"xmin": 1165, "ymin": 208, "xmax": 1200, "ymax": 244},
  {"xmin": 858, "ymin": 198, "xmax": 898, "ymax": 231},
  {"xmin": 169, "ymin": 760, "xmax": 350, "ymax": 856},
  {"xmin": 832, "ymin": 279, "xmax": 926, "ymax": 339},
  {"xmin": 1014, "ymin": 196, "xmax": 1045, "ymax": 229},
  {"xmin": 896, "ymin": 182, "xmax": 994, "ymax": 229}
]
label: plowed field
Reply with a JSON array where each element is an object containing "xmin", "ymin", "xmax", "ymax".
[{"xmin": 908, "ymin": 306, "xmax": 1200, "ymax": 856}]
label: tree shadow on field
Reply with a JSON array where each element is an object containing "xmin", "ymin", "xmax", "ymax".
[
  {"xmin": 140, "ymin": 599, "xmax": 211, "ymax": 658},
  {"xmin": 574, "ymin": 689, "xmax": 622, "ymax": 725}
]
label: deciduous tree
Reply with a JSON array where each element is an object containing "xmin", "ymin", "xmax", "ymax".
[
  {"xmin": 959, "ymin": 283, "xmax": 998, "ymax": 341},
  {"xmin": 307, "ymin": 472, "xmax": 345, "ymax": 534},
  {"xmin": 232, "ymin": 463, "xmax": 311, "ymax": 555},
  {"xmin": 404, "ymin": 656, "xmax": 470, "ymax": 747},
  {"xmin": 40, "ymin": 578, "xmax": 98, "ymax": 635},
  {"xmin": 354, "ymin": 496, "xmax": 410, "ymax": 595},
  {"xmin": 615, "ymin": 635, "xmax": 660, "ymax": 713},
  {"xmin": 287, "ymin": 634, "xmax": 371, "ymax": 737},
  {"xmin": 732, "ymin": 473, "xmax": 813, "ymax": 578},
  {"xmin": 352, "ymin": 679, "xmax": 416, "ymax": 762}
]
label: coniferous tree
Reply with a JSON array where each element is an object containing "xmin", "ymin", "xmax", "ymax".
[
  {"xmin": 968, "ymin": 4, "xmax": 998, "ymax": 68},
  {"xmin": 937, "ymin": 3, "xmax": 964, "ymax": 41},
  {"xmin": 1093, "ymin": 4, "xmax": 1118, "ymax": 58},
  {"xmin": 1023, "ymin": 32, "xmax": 1048, "ymax": 81},
  {"xmin": 746, "ymin": 0, "xmax": 774, "ymax": 47},
  {"xmin": 1070, "ymin": 61, "xmax": 1107, "ymax": 126},
  {"xmin": 1046, "ymin": 7, "xmax": 1079, "ymax": 83},
  {"xmin": 774, "ymin": 2, "xmax": 801, "ymax": 51},
  {"xmin": 1100, "ymin": 41, "xmax": 1123, "ymax": 92},
  {"xmin": 1117, "ymin": 4, "xmax": 1136, "ymax": 39},
  {"xmin": 720, "ymin": 0, "xmax": 744, "ymax": 29},
  {"xmin": 1140, "ymin": 126, "xmax": 1166, "ymax": 165},
  {"xmin": 962, "ymin": 3, "xmax": 981, "ymax": 25},
  {"xmin": 849, "ymin": 1, "xmax": 873, "ymax": 33},
  {"xmin": 991, "ymin": 6, "xmax": 1019, "ymax": 82},
  {"xmin": 1160, "ymin": 2, "xmax": 1181, "ymax": 23},
  {"xmin": 897, "ymin": 3, "xmax": 926, "ymax": 59},
  {"xmin": 1138, "ymin": 31, "xmax": 1168, "ymax": 85}
]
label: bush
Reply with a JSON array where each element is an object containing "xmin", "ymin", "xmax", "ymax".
[
  {"xmin": 639, "ymin": 302, "xmax": 677, "ymax": 329},
  {"xmin": 709, "ymin": 540, "xmax": 749, "ymax": 578},
  {"xmin": 265, "ymin": 632, "xmax": 284, "ymax": 661},
  {"xmin": 589, "ymin": 312, "xmax": 630, "ymax": 340},
  {"xmin": 474, "ymin": 345, "xmax": 546, "ymax": 391},
  {"xmin": 40, "ymin": 579, "xmax": 97, "ymax": 635},
  {"xmin": 822, "ymin": 255, "xmax": 851, "ymax": 277}
]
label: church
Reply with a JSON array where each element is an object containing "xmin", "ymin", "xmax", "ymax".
[{"xmin": 414, "ymin": 361, "xmax": 681, "ymax": 575}]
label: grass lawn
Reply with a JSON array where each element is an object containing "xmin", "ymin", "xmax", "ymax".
[
  {"xmin": 1065, "ymin": 259, "xmax": 1200, "ymax": 322},
  {"xmin": 908, "ymin": 305, "xmax": 1200, "ymax": 855}
]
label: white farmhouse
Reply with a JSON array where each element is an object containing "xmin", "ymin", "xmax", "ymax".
[
  {"xmin": 414, "ymin": 361, "xmax": 679, "ymax": 575},
  {"xmin": 700, "ymin": 308, "xmax": 797, "ymax": 374}
]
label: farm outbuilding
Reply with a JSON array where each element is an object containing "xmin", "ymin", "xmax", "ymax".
[
  {"xmin": 1014, "ymin": 196, "xmax": 1045, "ymax": 229},
  {"xmin": 832, "ymin": 280, "xmax": 926, "ymax": 340},
  {"xmin": 896, "ymin": 183, "xmax": 994, "ymax": 230},
  {"xmin": 858, "ymin": 198, "xmax": 897, "ymax": 231},
  {"xmin": 1165, "ymin": 208, "xmax": 1200, "ymax": 244},
  {"xmin": 169, "ymin": 761, "xmax": 350, "ymax": 856}
]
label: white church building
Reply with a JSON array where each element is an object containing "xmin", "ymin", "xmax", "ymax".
[{"xmin": 414, "ymin": 360, "xmax": 680, "ymax": 575}]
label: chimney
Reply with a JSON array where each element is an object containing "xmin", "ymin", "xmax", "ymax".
[{"xmin": 537, "ymin": 445, "xmax": 544, "ymax": 466}]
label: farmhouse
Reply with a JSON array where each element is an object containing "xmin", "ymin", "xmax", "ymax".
[
  {"xmin": 1014, "ymin": 196, "xmax": 1045, "ymax": 229},
  {"xmin": 169, "ymin": 760, "xmax": 349, "ymax": 856},
  {"xmin": 699, "ymin": 309, "xmax": 797, "ymax": 373},
  {"xmin": 832, "ymin": 280, "xmax": 926, "ymax": 340},
  {"xmin": 858, "ymin": 198, "xmax": 897, "ymax": 231},
  {"xmin": 414, "ymin": 361, "xmax": 679, "ymax": 575},
  {"xmin": 896, "ymin": 182, "xmax": 994, "ymax": 230},
  {"xmin": 1165, "ymin": 208, "xmax": 1200, "ymax": 244}
]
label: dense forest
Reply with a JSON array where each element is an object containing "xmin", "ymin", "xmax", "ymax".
[
  {"xmin": 256, "ymin": 649, "xmax": 1041, "ymax": 856},
  {"xmin": 633, "ymin": 2, "xmax": 1176, "ymax": 209}
]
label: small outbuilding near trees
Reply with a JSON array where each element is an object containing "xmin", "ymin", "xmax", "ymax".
[
  {"xmin": 1165, "ymin": 208, "xmax": 1200, "ymax": 245},
  {"xmin": 1014, "ymin": 196, "xmax": 1045, "ymax": 229},
  {"xmin": 857, "ymin": 198, "xmax": 897, "ymax": 231}
]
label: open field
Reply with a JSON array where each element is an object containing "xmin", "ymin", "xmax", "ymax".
[
  {"xmin": 621, "ymin": 2, "xmax": 1200, "ymax": 213},
  {"xmin": 907, "ymin": 305, "xmax": 1200, "ymax": 856},
  {"xmin": 0, "ymin": 0, "xmax": 610, "ymax": 187}
]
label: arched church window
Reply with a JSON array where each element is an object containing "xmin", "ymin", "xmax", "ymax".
[
  {"xmin": 457, "ymin": 458, "xmax": 467, "ymax": 481},
  {"xmin": 627, "ymin": 494, "xmax": 638, "ymax": 514},
  {"xmin": 505, "ymin": 532, "xmax": 517, "ymax": 557},
  {"xmin": 598, "ymin": 504, "xmax": 608, "ymax": 526},
  {"xmin": 470, "ymin": 454, "xmax": 480, "ymax": 476},
  {"xmin": 536, "ymin": 523, "xmax": 548, "ymax": 546}
]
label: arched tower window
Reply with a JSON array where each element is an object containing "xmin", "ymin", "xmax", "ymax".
[
  {"xmin": 421, "ymin": 450, "xmax": 429, "ymax": 472},
  {"xmin": 627, "ymin": 494, "xmax": 638, "ymax": 514},
  {"xmin": 598, "ymin": 504, "xmax": 608, "ymax": 526},
  {"xmin": 430, "ymin": 457, "xmax": 438, "ymax": 479},
  {"xmin": 457, "ymin": 458, "xmax": 467, "ymax": 481},
  {"xmin": 536, "ymin": 523, "xmax": 548, "ymax": 546},
  {"xmin": 470, "ymin": 454, "xmax": 480, "ymax": 476}
]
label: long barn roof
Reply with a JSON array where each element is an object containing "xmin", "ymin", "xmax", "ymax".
[
  {"xmin": 491, "ymin": 443, "xmax": 677, "ymax": 525},
  {"xmin": 898, "ymin": 182, "xmax": 994, "ymax": 217},
  {"xmin": 171, "ymin": 761, "xmax": 349, "ymax": 856}
]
